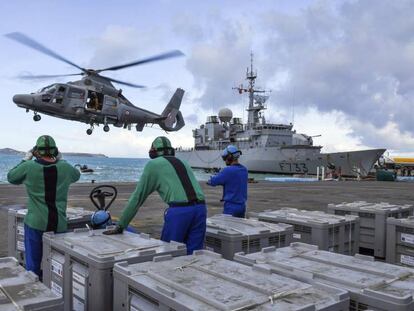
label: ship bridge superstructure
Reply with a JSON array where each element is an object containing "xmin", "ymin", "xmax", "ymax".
[{"xmin": 191, "ymin": 53, "xmax": 319, "ymax": 151}]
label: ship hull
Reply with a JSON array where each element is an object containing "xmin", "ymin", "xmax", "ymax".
[{"xmin": 176, "ymin": 147, "xmax": 386, "ymax": 177}]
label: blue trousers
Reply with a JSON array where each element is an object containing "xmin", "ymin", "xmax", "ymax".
[
  {"xmin": 24, "ymin": 224, "xmax": 44, "ymax": 278},
  {"xmin": 161, "ymin": 204, "xmax": 206, "ymax": 255},
  {"xmin": 223, "ymin": 202, "xmax": 246, "ymax": 218}
]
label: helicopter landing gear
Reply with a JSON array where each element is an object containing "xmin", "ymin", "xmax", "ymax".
[
  {"xmin": 33, "ymin": 113, "xmax": 41, "ymax": 122},
  {"xmin": 86, "ymin": 124, "xmax": 94, "ymax": 135},
  {"xmin": 103, "ymin": 117, "xmax": 110, "ymax": 132}
]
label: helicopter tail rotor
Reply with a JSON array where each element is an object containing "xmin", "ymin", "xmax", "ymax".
[{"xmin": 158, "ymin": 88, "xmax": 185, "ymax": 132}]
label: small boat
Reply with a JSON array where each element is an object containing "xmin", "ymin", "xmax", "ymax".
[{"xmin": 75, "ymin": 164, "xmax": 94, "ymax": 173}]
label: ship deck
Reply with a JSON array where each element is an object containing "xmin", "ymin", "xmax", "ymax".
[{"xmin": 0, "ymin": 180, "xmax": 412, "ymax": 256}]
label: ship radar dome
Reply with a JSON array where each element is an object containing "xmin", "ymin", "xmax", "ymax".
[{"xmin": 218, "ymin": 108, "xmax": 233, "ymax": 123}]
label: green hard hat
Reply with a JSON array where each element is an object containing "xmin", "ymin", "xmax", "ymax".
[
  {"xmin": 152, "ymin": 136, "xmax": 172, "ymax": 150},
  {"xmin": 35, "ymin": 135, "xmax": 57, "ymax": 156},
  {"xmin": 149, "ymin": 136, "xmax": 174, "ymax": 158}
]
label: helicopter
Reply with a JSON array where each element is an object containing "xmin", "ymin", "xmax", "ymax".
[{"xmin": 6, "ymin": 32, "xmax": 185, "ymax": 135}]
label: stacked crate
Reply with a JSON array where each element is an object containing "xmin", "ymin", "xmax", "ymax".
[
  {"xmin": 254, "ymin": 208, "xmax": 360, "ymax": 255},
  {"xmin": 7, "ymin": 207, "xmax": 93, "ymax": 266},
  {"xmin": 41, "ymin": 228, "xmax": 187, "ymax": 311},
  {"xmin": 235, "ymin": 242, "xmax": 414, "ymax": 311},
  {"xmin": 0, "ymin": 257, "xmax": 63, "ymax": 310},
  {"xmin": 205, "ymin": 214, "xmax": 293, "ymax": 259},
  {"xmin": 113, "ymin": 250, "xmax": 350, "ymax": 310},
  {"xmin": 328, "ymin": 201, "xmax": 413, "ymax": 257},
  {"xmin": 386, "ymin": 216, "xmax": 414, "ymax": 267}
]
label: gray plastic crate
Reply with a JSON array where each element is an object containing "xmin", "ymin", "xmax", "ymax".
[
  {"xmin": 0, "ymin": 257, "xmax": 63, "ymax": 311},
  {"xmin": 253, "ymin": 208, "xmax": 360, "ymax": 255},
  {"xmin": 7, "ymin": 207, "xmax": 93, "ymax": 266},
  {"xmin": 328, "ymin": 201, "xmax": 414, "ymax": 257},
  {"xmin": 113, "ymin": 249, "xmax": 349, "ymax": 311},
  {"xmin": 235, "ymin": 242, "xmax": 414, "ymax": 311},
  {"xmin": 41, "ymin": 228, "xmax": 186, "ymax": 311},
  {"xmin": 205, "ymin": 214, "xmax": 293, "ymax": 259},
  {"xmin": 386, "ymin": 216, "xmax": 414, "ymax": 267}
]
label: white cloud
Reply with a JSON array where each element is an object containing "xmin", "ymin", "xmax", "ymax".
[{"xmin": 179, "ymin": 0, "xmax": 414, "ymax": 155}]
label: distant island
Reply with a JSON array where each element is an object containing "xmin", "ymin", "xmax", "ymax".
[{"xmin": 0, "ymin": 148, "xmax": 108, "ymax": 158}]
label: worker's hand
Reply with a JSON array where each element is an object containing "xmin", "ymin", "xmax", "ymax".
[
  {"xmin": 23, "ymin": 149, "xmax": 33, "ymax": 161},
  {"xmin": 102, "ymin": 225, "xmax": 123, "ymax": 235},
  {"xmin": 55, "ymin": 152, "xmax": 63, "ymax": 161}
]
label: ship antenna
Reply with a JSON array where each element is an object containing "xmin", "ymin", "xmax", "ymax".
[{"xmin": 292, "ymin": 84, "xmax": 296, "ymax": 125}]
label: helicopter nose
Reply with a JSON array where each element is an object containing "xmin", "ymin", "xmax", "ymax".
[{"xmin": 13, "ymin": 94, "xmax": 34, "ymax": 106}]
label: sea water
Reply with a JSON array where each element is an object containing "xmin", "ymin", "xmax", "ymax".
[{"xmin": 0, "ymin": 154, "xmax": 285, "ymax": 183}]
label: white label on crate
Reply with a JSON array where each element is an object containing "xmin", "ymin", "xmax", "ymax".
[
  {"xmin": 401, "ymin": 233, "xmax": 414, "ymax": 245},
  {"xmin": 17, "ymin": 225, "xmax": 24, "ymax": 236},
  {"xmin": 293, "ymin": 233, "xmax": 301, "ymax": 239},
  {"xmin": 17, "ymin": 241, "xmax": 25, "ymax": 251},
  {"xmin": 401, "ymin": 254, "xmax": 414, "ymax": 267},
  {"xmin": 51, "ymin": 281, "xmax": 63, "ymax": 296},
  {"xmin": 51, "ymin": 259, "xmax": 63, "ymax": 277},
  {"xmin": 72, "ymin": 272, "xmax": 86, "ymax": 300},
  {"xmin": 73, "ymin": 296, "xmax": 85, "ymax": 311},
  {"xmin": 72, "ymin": 271, "xmax": 85, "ymax": 284}
]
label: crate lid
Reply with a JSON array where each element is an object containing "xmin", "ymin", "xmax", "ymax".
[
  {"xmin": 114, "ymin": 250, "xmax": 348, "ymax": 310},
  {"xmin": 235, "ymin": 243, "xmax": 414, "ymax": 308},
  {"xmin": 387, "ymin": 216, "xmax": 414, "ymax": 228},
  {"xmin": 256, "ymin": 208, "xmax": 358, "ymax": 226},
  {"xmin": 206, "ymin": 214, "xmax": 293, "ymax": 237},
  {"xmin": 328, "ymin": 201, "xmax": 413, "ymax": 214},
  {"xmin": 44, "ymin": 229, "xmax": 186, "ymax": 267},
  {"xmin": 14, "ymin": 207, "xmax": 93, "ymax": 221},
  {"xmin": 0, "ymin": 257, "xmax": 62, "ymax": 310}
]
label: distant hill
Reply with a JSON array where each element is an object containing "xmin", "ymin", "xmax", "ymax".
[
  {"xmin": 63, "ymin": 152, "xmax": 108, "ymax": 158},
  {"xmin": 0, "ymin": 148, "xmax": 107, "ymax": 158},
  {"xmin": 0, "ymin": 148, "xmax": 24, "ymax": 156}
]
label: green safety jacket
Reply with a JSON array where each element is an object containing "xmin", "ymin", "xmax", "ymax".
[
  {"xmin": 7, "ymin": 159, "xmax": 80, "ymax": 232},
  {"xmin": 118, "ymin": 156, "xmax": 205, "ymax": 229}
]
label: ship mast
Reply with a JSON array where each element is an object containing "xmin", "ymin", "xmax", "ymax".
[{"xmin": 233, "ymin": 52, "xmax": 270, "ymax": 128}]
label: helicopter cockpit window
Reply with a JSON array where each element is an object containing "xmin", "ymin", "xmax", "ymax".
[
  {"xmin": 68, "ymin": 87, "xmax": 85, "ymax": 99},
  {"xmin": 39, "ymin": 85, "xmax": 56, "ymax": 93},
  {"xmin": 52, "ymin": 86, "xmax": 66, "ymax": 104},
  {"xmin": 41, "ymin": 86, "xmax": 55, "ymax": 103}
]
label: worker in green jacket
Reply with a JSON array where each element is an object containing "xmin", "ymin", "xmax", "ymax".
[
  {"xmin": 104, "ymin": 136, "xmax": 207, "ymax": 254},
  {"xmin": 7, "ymin": 135, "xmax": 80, "ymax": 277}
]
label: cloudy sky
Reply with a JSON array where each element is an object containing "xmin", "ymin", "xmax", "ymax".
[{"xmin": 0, "ymin": 0, "xmax": 413, "ymax": 157}]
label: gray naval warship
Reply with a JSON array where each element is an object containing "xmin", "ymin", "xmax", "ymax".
[{"xmin": 176, "ymin": 56, "xmax": 385, "ymax": 177}]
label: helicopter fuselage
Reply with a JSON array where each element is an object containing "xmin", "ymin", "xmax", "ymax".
[
  {"xmin": 12, "ymin": 77, "xmax": 183, "ymax": 133},
  {"xmin": 6, "ymin": 32, "xmax": 186, "ymax": 134}
]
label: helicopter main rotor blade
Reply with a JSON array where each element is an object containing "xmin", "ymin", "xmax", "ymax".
[
  {"xmin": 18, "ymin": 73, "xmax": 82, "ymax": 80},
  {"xmin": 5, "ymin": 32, "xmax": 86, "ymax": 72},
  {"xmin": 101, "ymin": 75, "xmax": 146, "ymax": 88},
  {"xmin": 97, "ymin": 50, "xmax": 184, "ymax": 72}
]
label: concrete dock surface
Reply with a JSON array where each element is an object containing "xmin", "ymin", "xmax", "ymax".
[{"xmin": 0, "ymin": 180, "xmax": 412, "ymax": 257}]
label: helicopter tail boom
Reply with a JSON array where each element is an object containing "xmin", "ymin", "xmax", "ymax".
[{"xmin": 158, "ymin": 88, "xmax": 185, "ymax": 131}]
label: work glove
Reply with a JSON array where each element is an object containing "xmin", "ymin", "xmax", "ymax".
[
  {"xmin": 56, "ymin": 152, "xmax": 63, "ymax": 161},
  {"xmin": 23, "ymin": 149, "xmax": 33, "ymax": 161},
  {"xmin": 102, "ymin": 225, "xmax": 123, "ymax": 235}
]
